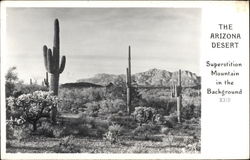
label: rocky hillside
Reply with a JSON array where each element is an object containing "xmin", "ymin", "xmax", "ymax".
[{"xmin": 77, "ymin": 68, "xmax": 200, "ymax": 87}]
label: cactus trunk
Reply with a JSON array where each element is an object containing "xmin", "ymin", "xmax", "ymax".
[
  {"xmin": 127, "ymin": 86, "xmax": 131, "ymax": 114},
  {"xmin": 126, "ymin": 46, "xmax": 133, "ymax": 114},
  {"xmin": 126, "ymin": 67, "xmax": 132, "ymax": 114},
  {"xmin": 177, "ymin": 96, "xmax": 182, "ymax": 123},
  {"xmin": 50, "ymin": 73, "xmax": 59, "ymax": 95},
  {"xmin": 176, "ymin": 69, "xmax": 182, "ymax": 123},
  {"xmin": 171, "ymin": 69, "xmax": 182, "ymax": 123}
]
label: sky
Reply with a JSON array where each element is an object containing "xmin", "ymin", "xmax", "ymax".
[{"xmin": 5, "ymin": 8, "xmax": 201, "ymax": 84}]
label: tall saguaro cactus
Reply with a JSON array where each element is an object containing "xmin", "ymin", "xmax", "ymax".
[
  {"xmin": 177, "ymin": 69, "xmax": 182, "ymax": 123},
  {"xmin": 43, "ymin": 19, "xmax": 66, "ymax": 123},
  {"xmin": 126, "ymin": 46, "xmax": 133, "ymax": 114},
  {"xmin": 171, "ymin": 69, "xmax": 182, "ymax": 123},
  {"xmin": 43, "ymin": 19, "xmax": 66, "ymax": 95}
]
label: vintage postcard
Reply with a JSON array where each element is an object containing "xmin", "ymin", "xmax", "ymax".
[{"xmin": 1, "ymin": 1, "xmax": 249, "ymax": 159}]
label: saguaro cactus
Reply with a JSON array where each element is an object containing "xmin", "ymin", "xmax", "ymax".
[
  {"xmin": 126, "ymin": 46, "xmax": 133, "ymax": 114},
  {"xmin": 43, "ymin": 19, "xmax": 66, "ymax": 95},
  {"xmin": 44, "ymin": 72, "xmax": 49, "ymax": 88},
  {"xmin": 171, "ymin": 69, "xmax": 182, "ymax": 123},
  {"xmin": 43, "ymin": 19, "xmax": 66, "ymax": 123}
]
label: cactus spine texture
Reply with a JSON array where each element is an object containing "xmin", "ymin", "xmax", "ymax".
[{"xmin": 43, "ymin": 19, "xmax": 66, "ymax": 95}]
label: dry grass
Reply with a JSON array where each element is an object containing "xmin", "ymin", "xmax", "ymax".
[
  {"xmin": 7, "ymin": 113, "xmax": 200, "ymax": 153},
  {"xmin": 7, "ymin": 133, "xmax": 200, "ymax": 153}
]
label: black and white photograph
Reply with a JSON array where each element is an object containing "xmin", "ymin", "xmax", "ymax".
[
  {"xmin": 1, "ymin": 1, "xmax": 249, "ymax": 159},
  {"xmin": 3, "ymin": 7, "xmax": 201, "ymax": 154}
]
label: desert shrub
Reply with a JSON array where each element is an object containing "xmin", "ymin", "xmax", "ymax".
[
  {"xmin": 53, "ymin": 135, "xmax": 80, "ymax": 153},
  {"xmin": 108, "ymin": 124, "xmax": 124, "ymax": 135},
  {"xmin": 133, "ymin": 106, "xmax": 156, "ymax": 125},
  {"xmin": 78, "ymin": 113, "xmax": 109, "ymax": 129},
  {"xmin": 89, "ymin": 118, "xmax": 109, "ymax": 138},
  {"xmin": 84, "ymin": 102, "xmax": 100, "ymax": 117},
  {"xmin": 193, "ymin": 105, "xmax": 201, "ymax": 118},
  {"xmin": 13, "ymin": 126, "xmax": 30, "ymax": 141},
  {"xmin": 155, "ymin": 114, "xmax": 165, "ymax": 124},
  {"xmin": 53, "ymin": 126, "xmax": 66, "ymax": 138},
  {"xmin": 163, "ymin": 112, "xmax": 178, "ymax": 128},
  {"xmin": 132, "ymin": 123, "xmax": 161, "ymax": 141},
  {"xmin": 161, "ymin": 127, "xmax": 171, "ymax": 135},
  {"xmin": 105, "ymin": 81, "xmax": 140, "ymax": 104},
  {"xmin": 181, "ymin": 104, "xmax": 196, "ymax": 120},
  {"xmin": 59, "ymin": 114, "xmax": 108, "ymax": 138},
  {"xmin": 58, "ymin": 88, "xmax": 105, "ymax": 113},
  {"xmin": 38, "ymin": 121, "xmax": 54, "ymax": 137},
  {"xmin": 79, "ymin": 99, "xmax": 127, "ymax": 118},
  {"xmin": 104, "ymin": 124, "xmax": 124, "ymax": 144},
  {"xmin": 6, "ymin": 91, "xmax": 58, "ymax": 131},
  {"xmin": 37, "ymin": 121, "xmax": 71, "ymax": 138},
  {"xmin": 140, "ymin": 91, "xmax": 176, "ymax": 114},
  {"xmin": 77, "ymin": 124, "xmax": 91, "ymax": 136},
  {"xmin": 108, "ymin": 115, "xmax": 137, "ymax": 129},
  {"xmin": 5, "ymin": 67, "xmax": 19, "ymax": 97},
  {"xmin": 185, "ymin": 117, "xmax": 200, "ymax": 124},
  {"xmin": 185, "ymin": 140, "xmax": 201, "ymax": 153},
  {"xmin": 99, "ymin": 99, "xmax": 126, "ymax": 115},
  {"xmin": 133, "ymin": 124, "xmax": 160, "ymax": 136},
  {"xmin": 15, "ymin": 84, "xmax": 48, "ymax": 95},
  {"xmin": 5, "ymin": 67, "xmax": 48, "ymax": 98},
  {"xmin": 183, "ymin": 88, "xmax": 200, "ymax": 97},
  {"xmin": 6, "ymin": 126, "xmax": 13, "ymax": 140},
  {"xmin": 129, "ymin": 143, "xmax": 148, "ymax": 153},
  {"xmin": 94, "ymin": 118, "xmax": 109, "ymax": 129},
  {"xmin": 6, "ymin": 117, "xmax": 29, "ymax": 139},
  {"xmin": 6, "ymin": 120, "xmax": 15, "ymax": 139},
  {"xmin": 6, "ymin": 141, "xmax": 12, "ymax": 148}
]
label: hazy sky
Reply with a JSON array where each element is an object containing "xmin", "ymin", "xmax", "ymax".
[{"xmin": 5, "ymin": 8, "xmax": 201, "ymax": 84}]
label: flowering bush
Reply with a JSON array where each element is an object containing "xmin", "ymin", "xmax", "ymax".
[{"xmin": 6, "ymin": 91, "xmax": 58, "ymax": 131}]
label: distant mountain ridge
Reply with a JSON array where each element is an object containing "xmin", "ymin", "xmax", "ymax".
[
  {"xmin": 77, "ymin": 68, "xmax": 200, "ymax": 87},
  {"xmin": 60, "ymin": 82, "xmax": 103, "ymax": 88}
]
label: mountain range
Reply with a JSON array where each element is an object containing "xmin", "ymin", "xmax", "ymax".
[{"xmin": 76, "ymin": 68, "xmax": 201, "ymax": 87}]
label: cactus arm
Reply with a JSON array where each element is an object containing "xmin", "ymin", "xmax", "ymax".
[
  {"xmin": 54, "ymin": 19, "xmax": 60, "ymax": 49},
  {"xmin": 47, "ymin": 49, "xmax": 54, "ymax": 73},
  {"xmin": 59, "ymin": 56, "xmax": 66, "ymax": 74},
  {"xmin": 44, "ymin": 72, "xmax": 49, "ymax": 87},
  {"xmin": 43, "ymin": 45, "xmax": 48, "ymax": 71}
]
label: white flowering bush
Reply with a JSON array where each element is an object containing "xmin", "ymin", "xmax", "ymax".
[{"xmin": 6, "ymin": 91, "xmax": 58, "ymax": 131}]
